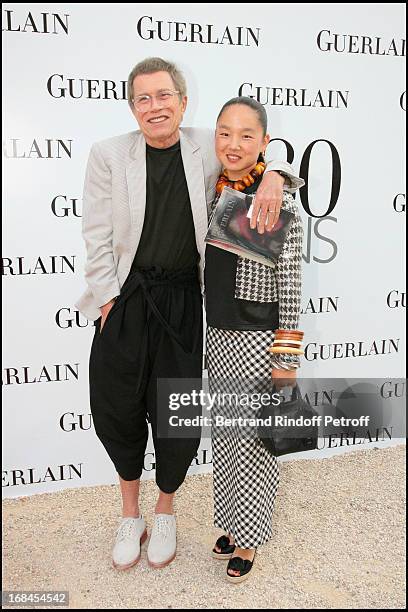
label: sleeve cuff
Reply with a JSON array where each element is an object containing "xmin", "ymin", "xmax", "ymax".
[
  {"xmin": 94, "ymin": 284, "xmax": 121, "ymax": 308},
  {"xmin": 264, "ymin": 160, "xmax": 305, "ymax": 193}
]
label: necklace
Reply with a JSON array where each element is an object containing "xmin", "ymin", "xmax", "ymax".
[{"xmin": 215, "ymin": 162, "xmax": 266, "ymax": 194}]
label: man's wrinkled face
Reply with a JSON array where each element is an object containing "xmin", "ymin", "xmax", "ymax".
[{"xmin": 130, "ymin": 71, "xmax": 187, "ymax": 147}]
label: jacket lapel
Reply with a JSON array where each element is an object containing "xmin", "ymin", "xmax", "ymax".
[
  {"xmin": 179, "ymin": 130, "xmax": 208, "ymax": 276},
  {"xmin": 126, "ymin": 132, "xmax": 146, "ymax": 262}
]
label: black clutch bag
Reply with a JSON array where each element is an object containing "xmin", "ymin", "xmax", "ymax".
[{"xmin": 258, "ymin": 384, "xmax": 319, "ymax": 457}]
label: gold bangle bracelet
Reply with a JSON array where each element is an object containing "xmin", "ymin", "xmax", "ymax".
[
  {"xmin": 268, "ymin": 346, "xmax": 304, "ymax": 355},
  {"xmin": 273, "ymin": 340, "xmax": 302, "ymax": 348}
]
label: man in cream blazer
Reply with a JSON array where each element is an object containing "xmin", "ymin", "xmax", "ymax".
[
  {"xmin": 76, "ymin": 57, "xmax": 302, "ymax": 571},
  {"xmin": 76, "ymin": 126, "xmax": 220, "ymax": 321}
]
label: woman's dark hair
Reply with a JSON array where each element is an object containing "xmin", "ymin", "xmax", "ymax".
[{"xmin": 216, "ymin": 96, "xmax": 268, "ymax": 162}]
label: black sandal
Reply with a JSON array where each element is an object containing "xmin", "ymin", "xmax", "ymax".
[
  {"xmin": 226, "ymin": 550, "xmax": 257, "ymax": 583},
  {"xmin": 212, "ymin": 535, "xmax": 236, "ymax": 559}
]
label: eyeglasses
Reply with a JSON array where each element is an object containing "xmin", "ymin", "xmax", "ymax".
[{"xmin": 131, "ymin": 90, "xmax": 180, "ymax": 112}]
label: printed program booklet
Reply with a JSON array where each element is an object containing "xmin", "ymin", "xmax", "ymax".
[{"xmin": 205, "ymin": 186, "xmax": 295, "ymax": 268}]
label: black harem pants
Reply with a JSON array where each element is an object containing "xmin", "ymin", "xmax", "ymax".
[{"xmin": 89, "ymin": 266, "xmax": 203, "ymax": 493}]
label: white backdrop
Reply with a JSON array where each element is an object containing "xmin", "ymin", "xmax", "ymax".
[{"xmin": 2, "ymin": 3, "xmax": 406, "ymax": 498}]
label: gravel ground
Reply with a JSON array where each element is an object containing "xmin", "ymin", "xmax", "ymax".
[{"xmin": 2, "ymin": 445, "xmax": 406, "ymax": 609}]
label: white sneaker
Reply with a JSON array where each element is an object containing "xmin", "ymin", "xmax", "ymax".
[
  {"xmin": 147, "ymin": 513, "xmax": 177, "ymax": 568},
  {"xmin": 112, "ymin": 516, "xmax": 147, "ymax": 570}
]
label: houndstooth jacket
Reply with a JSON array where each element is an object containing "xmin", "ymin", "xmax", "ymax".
[{"xmin": 209, "ymin": 189, "xmax": 303, "ymax": 367}]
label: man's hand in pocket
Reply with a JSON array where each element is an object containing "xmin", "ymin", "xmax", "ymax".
[{"xmin": 100, "ymin": 298, "xmax": 115, "ymax": 332}]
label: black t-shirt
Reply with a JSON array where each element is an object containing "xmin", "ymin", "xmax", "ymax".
[
  {"xmin": 131, "ymin": 140, "xmax": 199, "ymax": 271},
  {"xmin": 204, "ymin": 179, "xmax": 279, "ymax": 331}
]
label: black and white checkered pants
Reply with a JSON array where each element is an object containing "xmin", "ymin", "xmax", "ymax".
[{"xmin": 206, "ymin": 326, "xmax": 280, "ymax": 549}]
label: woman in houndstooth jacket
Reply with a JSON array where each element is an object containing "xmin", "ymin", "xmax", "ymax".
[{"xmin": 204, "ymin": 97, "xmax": 304, "ymax": 583}]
